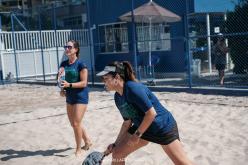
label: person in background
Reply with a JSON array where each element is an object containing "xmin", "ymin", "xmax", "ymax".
[
  {"xmin": 213, "ymin": 33, "xmax": 229, "ymax": 85},
  {"xmin": 57, "ymin": 40, "xmax": 92, "ymax": 157},
  {"xmin": 97, "ymin": 61, "xmax": 194, "ymax": 165}
]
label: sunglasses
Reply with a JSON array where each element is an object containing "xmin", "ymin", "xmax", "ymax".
[
  {"xmin": 64, "ymin": 45, "xmax": 73, "ymax": 50},
  {"xmin": 101, "ymin": 76, "xmax": 113, "ymax": 82}
]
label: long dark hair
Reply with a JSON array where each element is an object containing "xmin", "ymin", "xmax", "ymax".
[
  {"xmin": 108, "ymin": 61, "xmax": 136, "ymax": 82},
  {"xmin": 68, "ymin": 40, "xmax": 80, "ymax": 58}
]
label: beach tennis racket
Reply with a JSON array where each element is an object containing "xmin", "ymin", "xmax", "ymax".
[{"xmin": 82, "ymin": 151, "xmax": 109, "ymax": 165}]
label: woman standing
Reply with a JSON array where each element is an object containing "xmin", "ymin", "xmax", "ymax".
[
  {"xmin": 213, "ymin": 34, "xmax": 229, "ymax": 85},
  {"xmin": 58, "ymin": 40, "xmax": 92, "ymax": 156},
  {"xmin": 97, "ymin": 61, "xmax": 194, "ymax": 165}
]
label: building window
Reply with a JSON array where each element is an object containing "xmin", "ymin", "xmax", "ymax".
[
  {"xmin": 63, "ymin": 16, "xmax": 83, "ymax": 29},
  {"xmin": 98, "ymin": 22, "xmax": 128, "ymax": 53},
  {"xmin": 136, "ymin": 23, "xmax": 171, "ymax": 52}
]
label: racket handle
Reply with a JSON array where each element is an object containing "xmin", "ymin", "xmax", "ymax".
[{"xmin": 103, "ymin": 150, "xmax": 110, "ymax": 156}]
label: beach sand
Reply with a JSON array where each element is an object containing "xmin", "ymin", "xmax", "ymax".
[{"xmin": 0, "ymin": 84, "xmax": 247, "ymax": 165}]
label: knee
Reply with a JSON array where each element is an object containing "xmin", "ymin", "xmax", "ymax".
[{"xmin": 71, "ymin": 122, "xmax": 81, "ymax": 128}]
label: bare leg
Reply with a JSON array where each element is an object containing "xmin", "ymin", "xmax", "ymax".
[
  {"xmin": 66, "ymin": 104, "xmax": 80, "ymax": 155},
  {"xmin": 66, "ymin": 103, "xmax": 90, "ymax": 156},
  {"xmin": 81, "ymin": 126, "xmax": 92, "ymax": 150},
  {"xmin": 219, "ymin": 70, "xmax": 225, "ymax": 85},
  {"xmin": 66, "ymin": 104, "xmax": 74, "ymax": 126},
  {"xmin": 111, "ymin": 133, "xmax": 149, "ymax": 165},
  {"xmin": 161, "ymin": 139, "xmax": 194, "ymax": 165},
  {"xmin": 73, "ymin": 104, "xmax": 89, "ymax": 155},
  {"xmin": 75, "ymin": 104, "xmax": 92, "ymax": 150}
]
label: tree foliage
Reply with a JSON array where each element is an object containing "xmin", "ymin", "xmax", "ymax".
[{"xmin": 225, "ymin": 0, "xmax": 248, "ymax": 73}]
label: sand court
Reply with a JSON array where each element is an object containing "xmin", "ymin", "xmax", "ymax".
[{"xmin": 0, "ymin": 84, "xmax": 247, "ymax": 165}]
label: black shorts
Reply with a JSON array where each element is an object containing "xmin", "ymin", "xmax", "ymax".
[
  {"xmin": 215, "ymin": 64, "xmax": 226, "ymax": 71},
  {"xmin": 128, "ymin": 124, "xmax": 180, "ymax": 145}
]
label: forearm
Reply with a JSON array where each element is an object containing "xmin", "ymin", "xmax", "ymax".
[
  {"xmin": 136, "ymin": 108, "xmax": 156, "ymax": 134},
  {"xmin": 64, "ymin": 68, "xmax": 88, "ymax": 88},
  {"xmin": 104, "ymin": 121, "xmax": 131, "ymax": 155},
  {"xmin": 69, "ymin": 81, "xmax": 87, "ymax": 88},
  {"xmin": 115, "ymin": 120, "xmax": 132, "ymax": 145}
]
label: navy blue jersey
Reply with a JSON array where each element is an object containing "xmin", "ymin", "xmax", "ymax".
[
  {"xmin": 60, "ymin": 59, "xmax": 89, "ymax": 104},
  {"xmin": 114, "ymin": 81, "xmax": 176, "ymax": 135}
]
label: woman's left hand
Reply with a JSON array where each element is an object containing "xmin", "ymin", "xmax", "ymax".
[{"xmin": 127, "ymin": 135, "xmax": 140, "ymax": 146}]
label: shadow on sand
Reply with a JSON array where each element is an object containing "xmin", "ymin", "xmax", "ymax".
[{"xmin": 0, "ymin": 147, "xmax": 73, "ymax": 161}]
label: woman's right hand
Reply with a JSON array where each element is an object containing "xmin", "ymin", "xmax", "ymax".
[{"xmin": 60, "ymin": 90, "xmax": 66, "ymax": 97}]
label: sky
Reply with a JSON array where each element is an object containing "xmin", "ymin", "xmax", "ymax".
[{"xmin": 195, "ymin": 0, "xmax": 238, "ymax": 12}]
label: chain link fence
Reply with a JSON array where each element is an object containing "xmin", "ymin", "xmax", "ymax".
[
  {"xmin": 0, "ymin": 1, "xmax": 92, "ymax": 84},
  {"xmin": 188, "ymin": 1, "xmax": 248, "ymax": 88},
  {"xmin": 0, "ymin": 0, "xmax": 247, "ymax": 89},
  {"xmin": 91, "ymin": 0, "xmax": 191, "ymax": 87}
]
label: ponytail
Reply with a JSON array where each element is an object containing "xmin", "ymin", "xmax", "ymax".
[
  {"xmin": 107, "ymin": 61, "xmax": 137, "ymax": 82},
  {"xmin": 122, "ymin": 61, "xmax": 136, "ymax": 82},
  {"xmin": 76, "ymin": 47, "xmax": 80, "ymax": 58}
]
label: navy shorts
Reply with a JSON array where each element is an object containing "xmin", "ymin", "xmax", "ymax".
[
  {"xmin": 216, "ymin": 64, "xmax": 226, "ymax": 71},
  {"xmin": 128, "ymin": 123, "xmax": 180, "ymax": 145},
  {"xmin": 66, "ymin": 96, "xmax": 88, "ymax": 104},
  {"xmin": 66, "ymin": 87, "xmax": 89, "ymax": 104}
]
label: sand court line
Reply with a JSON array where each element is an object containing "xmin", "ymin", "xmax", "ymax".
[
  {"xmin": 0, "ymin": 113, "xmax": 66, "ymax": 126},
  {"xmin": 0, "ymin": 105, "xmax": 115, "ymax": 126}
]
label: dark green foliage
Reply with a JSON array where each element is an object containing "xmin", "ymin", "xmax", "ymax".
[{"xmin": 225, "ymin": 0, "xmax": 248, "ymax": 73}]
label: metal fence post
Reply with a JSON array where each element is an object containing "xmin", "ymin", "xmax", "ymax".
[
  {"xmin": 11, "ymin": 13, "xmax": 19, "ymax": 83},
  {"xmin": 0, "ymin": 15, "xmax": 2, "ymax": 32},
  {"xmin": 0, "ymin": 20, "xmax": 4, "ymax": 81},
  {"xmin": 86, "ymin": 0, "xmax": 95, "ymax": 85},
  {"xmin": 131, "ymin": 0, "xmax": 138, "ymax": 78},
  {"xmin": 185, "ymin": 0, "xmax": 192, "ymax": 88},
  {"xmin": 206, "ymin": 13, "xmax": 212, "ymax": 73},
  {"xmin": 53, "ymin": 4, "xmax": 60, "ymax": 70},
  {"xmin": 38, "ymin": 7, "xmax": 46, "ymax": 83},
  {"xmin": 0, "ymin": 33, "xmax": 5, "ymax": 81}
]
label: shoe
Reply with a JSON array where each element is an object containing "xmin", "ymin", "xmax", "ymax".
[{"xmin": 82, "ymin": 143, "xmax": 92, "ymax": 150}]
